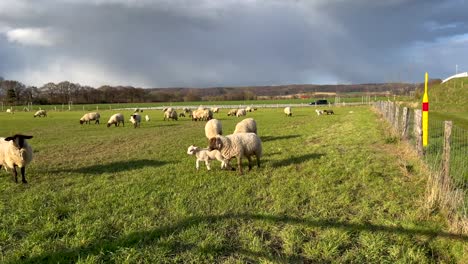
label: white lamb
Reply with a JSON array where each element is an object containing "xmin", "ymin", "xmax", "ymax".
[
  {"xmin": 315, "ymin": 109, "xmax": 323, "ymax": 116},
  {"xmin": 130, "ymin": 113, "xmax": 141, "ymax": 128},
  {"xmin": 187, "ymin": 145, "xmax": 227, "ymax": 171},
  {"xmin": 145, "ymin": 115, "xmax": 150, "ymax": 122},
  {"xmin": 6, "ymin": 108, "xmax": 13, "ymax": 114},
  {"xmin": 205, "ymin": 119, "xmax": 223, "ymax": 139},
  {"xmin": 80, "ymin": 112, "xmax": 100, "ymax": 124},
  {"xmin": 284, "ymin": 107, "xmax": 292, "ymax": 117},
  {"xmin": 33, "ymin": 110, "xmax": 47, "ymax": 117},
  {"xmin": 0, "ymin": 134, "xmax": 33, "ymax": 183},
  {"xmin": 107, "ymin": 113, "xmax": 125, "ymax": 127},
  {"xmin": 233, "ymin": 118, "xmax": 257, "ymax": 134},
  {"xmin": 209, "ymin": 133, "xmax": 262, "ymax": 175}
]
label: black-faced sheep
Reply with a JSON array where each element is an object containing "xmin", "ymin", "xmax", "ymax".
[
  {"xmin": 33, "ymin": 110, "xmax": 47, "ymax": 118},
  {"xmin": 80, "ymin": 112, "xmax": 100, "ymax": 124},
  {"xmin": 0, "ymin": 134, "xmax": 33, "ymax": 183},
  {"xmin": 130, "ymin": 113, "xmax": 142, "ymax": 128},
  {"xmin": 284, "ymin": 107, "xmax": 292, "ymax": 117},
  {"xmin": 107, "ymin": 113, "xmax": 125, "ymax": 127}
]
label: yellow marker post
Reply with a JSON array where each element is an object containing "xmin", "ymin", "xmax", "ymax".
[{"xmin": 422, "ymin": 72, "xmax": 429, "ymax": 147}]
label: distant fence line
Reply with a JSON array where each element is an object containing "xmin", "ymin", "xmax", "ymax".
[
  {"xmin": 374, "ymin": 101, "xmax": 467, "ymax": 234},
  {"xmin": 1, "ymin": 102, "xmax": 371, "ymax": 112}
]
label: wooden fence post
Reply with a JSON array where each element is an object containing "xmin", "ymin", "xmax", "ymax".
[
  {"xmin": 442, "ymin": 121, "xmax": 452, "ymax": 185},
  {"xmin": 401, "ymin": 107, "xmax": 409, "ymax": 139},
  {"xmin": 394, "ymin": 105, "xmax": 400, "ymax": 132},
  {"xmin": 414, "ymin": 109, "xmax": 423, "ymax": 156}
]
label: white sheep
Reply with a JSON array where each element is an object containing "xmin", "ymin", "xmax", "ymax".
[
  {"xmin": 227, "ymin": 109, "xmax": 238, "ymax": 116},
  {"xmin": 236, "ymin": 109, "xmax": 247, "ymax": 117},
  {"xmin": 187, "ymin": 145, "xmax": 227, "ymax": 171},
  {"xmin": 6, "ymin": 108, "xmax": 13, "ymax": 114},
  {"xmin": 315, "ymin": 109, "xmax": 323, "ymax": 116},
  {"xmin": 245, "ymin": 106, "xmax": 253, "ymax": 112},
  {"xmin": 208, "ymin": 133, "xmax": 262, "ymax": 175},
  {"xmin": 164, "ymin": 109, "xmax": 178, "ymax": 121},
  {"xmin": 211, "ymin": 107, "xmax": 219, "ymax": 113},
  {"xmin": 284, "ymin": 107, "xmax": 292, "ymax": 117},
  {"xmin": 145, "ymin": 115, "xmax": 150, "ymax": 122},
  {"xmin": 0, "ymin": 134, "xmax": 33, "ymax": 183},
  {"xmin": 33, "ymin": 110, "xmax": 47, "ymax": 118},
  {"xmin": 205, "ymin": 119, "xmax": 223, "ymax": 139},
  {"xmin": 80, "ymin": 112, "xmax": 100, "ymax": 125},
  {"xmin": 107, "ymin": 113, "xmax": 125, "ymax": 127},
  {"xmin": 233, "ymin": 118, "xmax": 257, "ymax": 134},
  {"xmin": 130, "ymin": 113, "xmax": 141, "ymax": 128}
]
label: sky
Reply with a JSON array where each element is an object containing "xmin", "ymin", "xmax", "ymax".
[{"xmin": 0, "ymin": 0, "xmax": 467, "ymax": 88}]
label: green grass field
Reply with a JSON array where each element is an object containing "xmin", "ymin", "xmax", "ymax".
[{"xmin": 0, "ymin": 107, "xmax": 466, "ymax": 263}]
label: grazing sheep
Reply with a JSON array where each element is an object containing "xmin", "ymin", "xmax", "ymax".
[
  {"xmin": 145, "ymin": 115, "xmax": 150, "ymax": 122},
  {"xmin": 187, "ymin": 145, "xmax": 227, "ymax": 171},
  {"xmin": 284, "ymin": 107, "xmax": 292, "ymax": 117},
  {"xmin": 130, "ymin": 113, "xmax": 142, "ymax": 128},
  {"xmin": 179, "ymin": 113, "xmax": 186, "ymax": 118},
  {"xmin": 6, "ymin": 108, "xmax": 13, "ymax": 114},
  {"xmin": 245, "ymin": 106, "xmax": 253, "ymax": 112},
  {"xmin": 315, "ymin": 109, "xmax": 323, "ymax": 116},
  {"xmin": 183, "ymin": 107, "xmax": 191, "ymax": 114},
  {"xmin": 323, "ymin": 110, "xmax": 334, "ymax": 115},
  {"xmin": 227, "ymin": 109, "xmax": 238, "ymax": 116},
  {"xmin": 107, "ymin": 113, "xmax": 125, "ymax": 127},
  {"xmin": 205, "ymin": 119, "xmax": 223, "ymax": 139},
  {"xmin": 164, "ymin": 109, "xmax": 178, "ymax": 121},
  {"xmin": 33, "ymin": 110, "xmax": 47, "ymax": 118},
  {"xmin": 80, "ymin": 112, "xmax": 100, "ymax": 124},
  {"xmin": 0, "ymin": 134, "xmax": 33, "ymax": 183},
  {"xmin": 233, "ymin": 118, "xmax": 257, "ymax": 134},
  {"xmin": 211, "ymin": 107, "xmax": 219, "ymax": 113},
  {"xmin": 191, "ymin": 109, "xmax": 211, "ymax": 121},
  {"xmin": 236, "ymin": 109, "xmax": 247, "ymax": 117},
  {"xmin": 209, "ymin": 133, "xmax": 262, "ymax": 175}
]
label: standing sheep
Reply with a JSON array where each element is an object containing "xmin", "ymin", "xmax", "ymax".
[
  {"xmin": 205, "ymin": 119, "xmax": 223, "ymax": 139},
  {"xmin": 211, "ymin": 107, "xmax": 219, "ymax": 113},
  {"xmin": 236, "ymin": 109, "xmax": 247, "ymax": 117},
  {"xmin": 227, "ymin": 109, "xmax": 238, "ymax": 116},
  {"xmin": 107, "ymin": 113, "xmax": 125, "ymax": 127},
  {"xmin": 284, "ymin": 107, "xmax": 292, "ymax": 117},
  {"xmin": 145, "ymin": 115, "xmax": 150, "ymax": 122},
  {"xmin": 130, "ymin": 113, "xmax": 142, "ymax": 128},
  {"xmin": 233, "ymin": 118, "xmax": 257, "ymax": 134},
  {"xmin": 164, "ymin": 109, "xmax": 178, "ymax": 121},
  {"xmin": 209, "ymin": 133, "xmax": 262, "ymax": 175},
  {"xmin": 33, "ymin": 110, "xmax": 47, "ymax": 118},
  {"xmin": 0, "ymin": 134, "xmax": 33, "ymax": 183},
  {"xmin": 80, "ymin": 112, "xmax": 100, "ymax": 124}
]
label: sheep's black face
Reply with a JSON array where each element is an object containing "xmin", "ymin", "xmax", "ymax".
[
  {"xmin": 5, "ymin": 135, "xmax": 33, "ymax": 148},
  {"xmin": 79, "ymin": 120, "xmax": 85, "ymax": 124}
]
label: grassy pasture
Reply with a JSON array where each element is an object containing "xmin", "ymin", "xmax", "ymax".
[{"xmin": 0, "ymin": 107, "xmax": 466, "ymax": 263}]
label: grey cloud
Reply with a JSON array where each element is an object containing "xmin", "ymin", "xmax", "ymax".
[{"xmin": 1, "ymin": 0, "xmax": 467, "ymax": 87}]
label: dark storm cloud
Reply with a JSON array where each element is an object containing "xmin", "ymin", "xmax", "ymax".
[{"xmin": 0, "ymin": 0, "xmax": 467, "ymax": 87}]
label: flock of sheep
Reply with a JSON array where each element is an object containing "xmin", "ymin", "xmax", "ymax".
[{"xmin": 1, "ymin": 105, "xmax": 335, "ymax": 183}]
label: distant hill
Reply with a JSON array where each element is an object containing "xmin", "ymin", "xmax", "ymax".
[{"xmin": 419, "ymin": 77, "xmax": 468, "ymax": 112}]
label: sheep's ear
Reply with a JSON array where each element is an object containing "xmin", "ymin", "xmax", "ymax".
[
  {"xmin": 216, "ymin": 138, "xmax": 223, "ymax": 149},
  {"xmin": 4, "ymin": 137, "xmax": 14, "ymax": 141},
  {"xmin": 20, "ymin": 135, "xmax": 33, "ymax": 139}
]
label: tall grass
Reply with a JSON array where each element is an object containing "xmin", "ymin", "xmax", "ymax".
[{"xmin": 0, "ymin": 107, "xmax": 466, "ymax": 263}]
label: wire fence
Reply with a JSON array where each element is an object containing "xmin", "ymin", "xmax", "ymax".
[{"xmin": 374, "ymin": 101, "xmax": 467, "ymax": 233}]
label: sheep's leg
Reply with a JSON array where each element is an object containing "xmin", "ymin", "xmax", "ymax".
[
  {"xmin": 256, "ymin": 153, "xmax": 261, "ymax": 168},
  {"xmin": 247, "ymin": 156, "xmax": 253, "ymax": 171},
  {"xmin": 206, "ymin": 160, "xmax": 211, "ymax": 171},
  {"xmin": 196, "ymin": 160, "xmax": 200, "ymax": 171},
  {"xmin": 20, "ymin": 167, "xmax": 27, "ymax": 184},
  {"xmin": 12, "ymin": 165, "xmax": 18, "ymax": 183},
  {"xmin": 237, "ymin": 156, "xmax": 243, "ymax": 175}
]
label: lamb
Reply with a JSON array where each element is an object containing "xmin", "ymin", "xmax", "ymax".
[
  {"xmin": 187, "ymin": 145, "xmax": 227, "ymax": 171},
  {"xmin": 130, "ymin": 113, "xmax": 142, "ymax": 128},
  {"xmin": 145, "ymin": 115, "xmax": 150, "ymax": 122},
  {"xmin": 233, "ymin": 118, "xmax": 257, "ymax": 134},
  {"xmin": 0, "ymin": 134, "xmax": 33, "ymax": 183},
  {"xmin": 284, "ymin": 107, "xmax": 292, "ymax": 117},
  {"xmin": 107, "ymin": 113, "xmax": 125, "ymax": 127},
  {"xmin": 315, "ymin": 109, "xmax": 323, "ymax": 116},
  {"xmin": 205, "ymin": 119, "xmax": 223, "ymax": 139},
  {"xmin": 323, "ymin": 110, "xmax": 334, "ymax": 115},
  {"xmin": 179, "ymin": 112, "xmax": 186, "ymax": 118},
  {"xmin": 33, "ymin": 110, "xmax": 47, "ymax": 118},
  {"xmin": 211, "ymin": 107, "xmax": 219, "ymax": 113},
  {"xmin": 80, "ymin": 112, "xmax": 100, "ymax": 124},
  {"xmin": 236, "ymin": 109, "xmax": 247, "ymax": 117},
  {"xmin": 209, "ymin": 133, "xmax": 262, "ymax": 175}
]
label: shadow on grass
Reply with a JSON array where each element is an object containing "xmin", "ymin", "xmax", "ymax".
[
  {"xmin": 51, "ymin": 159, "xmax": 171, "ymax": 175},
  {"xmin": 261, "ymin": 134, "xmax": 300, "ymax": 142},
  {"xmin": 271, "ymin": 153, "xmax": 325, "ymax": 168},
  {"xmin": 18, "ymin": 213, "xmax": 467, "ymax": 263}
]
